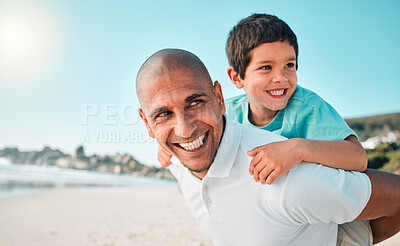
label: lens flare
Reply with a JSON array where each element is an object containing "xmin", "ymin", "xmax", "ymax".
[{"xmin": 0, "ymin": 1, "xmax": 63, "ymax": 85}]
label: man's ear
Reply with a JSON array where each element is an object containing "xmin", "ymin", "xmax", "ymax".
[
  {"xmin": 213, "ymin": 81, "xmax": 226, "ymax": 115},
  {"xmin": 227, "ymin": 66, "xmax": 244, "ymax": 89},
  {"xmin": 138, "ymin": 108, "xmax": 155, "ymax": 138}
]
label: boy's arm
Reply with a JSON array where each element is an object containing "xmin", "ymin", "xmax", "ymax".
[
  {"xmin": 249, "ymin": 135, "xmax": 367, "ymax": 185},
  {"xmin": 295, "ymin": 135, "xmax": 368, "ymax": 171},
  {"xmin": 157, "ymin": 144, "xmax": 172, "ymax": 167}
]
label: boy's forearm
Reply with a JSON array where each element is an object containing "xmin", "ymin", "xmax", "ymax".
[{"xmin": 295, "ymin": 136, "xmax": 367, "ymax": 171}]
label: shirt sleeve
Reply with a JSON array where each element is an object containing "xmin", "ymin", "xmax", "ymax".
[
  {"xmin": 225, "ymin": 95, "xmax": 248, "ymax": 125},
  {"xmin": 294, "ymin": 93, "xmax": 357, "ymax": 141},
  {"xmin": 280, "ymin": 163, "xmax": 371, "ymax": 225},
  {"xmin": 168, "ymin": 156, "xmax": 186, "ymax": 184}
]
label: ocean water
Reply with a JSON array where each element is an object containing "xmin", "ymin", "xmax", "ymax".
[{"xmin": 0, "ymin": 158, "xmax": 176, "ymax": 199}]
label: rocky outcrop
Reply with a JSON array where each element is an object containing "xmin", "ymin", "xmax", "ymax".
[{"xmin": 0, "ymin": 146, "xmax": 175, "ymax": 180}]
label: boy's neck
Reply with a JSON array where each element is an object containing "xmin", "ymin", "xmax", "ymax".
[{"xmin": 248, "ymin": 102, "xmax": 278, "ymax": 127}]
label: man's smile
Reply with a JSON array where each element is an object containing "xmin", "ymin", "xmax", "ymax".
[{"xmin": 172, "ymin": 131, "xmax": 209, "ymax": 153}]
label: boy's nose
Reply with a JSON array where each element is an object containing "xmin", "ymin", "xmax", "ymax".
[{"xmin": 272, "ymin": 69, "xmax": 288, "ymax": 83}]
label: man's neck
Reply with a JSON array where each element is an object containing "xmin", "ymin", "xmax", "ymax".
[{"xmin": 190, "ymin": 116, "xmax": 226, "ymax": 180}]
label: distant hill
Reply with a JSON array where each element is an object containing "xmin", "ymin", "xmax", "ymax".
[{"xmin": 345, "ymin": 112, "xmax": 400, "ymax": 141}]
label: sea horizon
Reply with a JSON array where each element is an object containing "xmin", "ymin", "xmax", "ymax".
[{"xmin": 0, "ymin": 159, "xmax": 176, "ymax": 199}]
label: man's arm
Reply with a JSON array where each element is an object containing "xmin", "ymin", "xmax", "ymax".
[{"xmin": 355, "ymin": 169, "xmax": 400, "ymax": 244}]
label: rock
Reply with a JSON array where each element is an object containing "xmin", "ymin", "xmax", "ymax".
[
  {"xmin": 113, "ymin": 165, "xmax": 122, "ymax": 174},
  {"xmin": 56, "ymin": 157, "xmax": 72, "ymax": 168},
  {"xmin": 121, "ymin": 154, "xmax": 133, "ymax": 164},
  {"xmin": 0, "ymin": 146, "xmax": 175, "ymax": 180},
  {"xmin": 74, "ymin": 146, "xmax": 86, "ymax": 159}
]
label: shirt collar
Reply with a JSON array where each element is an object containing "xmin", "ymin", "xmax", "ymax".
[
  {"xmin": 205, "ymin": 115, "xmax": 241, "ymax": 178},
  {"xmin": 170, "ymin": 115, "xmax": 241, "ymax": 179}
]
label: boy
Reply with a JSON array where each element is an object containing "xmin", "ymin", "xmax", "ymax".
[
  {"xmin": 224, "ymin": 13, "xmax": 371, "ymax": 245},
  {"xmin": 159, "ymin": 14, "xmax": 367, "ymax": 184},
  {"xmin": 225, "ymin": 14, "xmax": 367, "ymax": 185}
]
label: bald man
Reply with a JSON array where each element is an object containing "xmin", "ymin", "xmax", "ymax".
[{"xmin": 137, "ymin": 48, "xmax": 400, "ymax": 246}]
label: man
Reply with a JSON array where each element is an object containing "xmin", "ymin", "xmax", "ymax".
[{"xmin": 136, "ymin": 49, "xmax": 400, "ymax": 246}]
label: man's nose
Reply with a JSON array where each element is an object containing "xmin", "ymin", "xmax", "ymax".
[{"xmin": 174, "ymin": 114, "xmax": 196, "ymax": 139}]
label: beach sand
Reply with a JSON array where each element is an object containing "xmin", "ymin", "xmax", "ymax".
[
  {"xmin": 0, "ymin": 186, "xmax": 212, "ymax": 246},
  {"xmin": 0, "ymin": 185, "xmax": 398, "ymax": 246}
]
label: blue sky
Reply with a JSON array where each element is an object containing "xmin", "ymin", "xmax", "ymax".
[{"xmin": 1, "ymin": 0, "xmax": 399, "ymax": 166}]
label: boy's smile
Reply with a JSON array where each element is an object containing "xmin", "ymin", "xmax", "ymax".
[
  {"xmin": 267, "ymin": 88, "xmax": 288, "ymax": 97},
  {"xmin": 229, "ymin": 40, "xmax": 297, "ymax": 126}
]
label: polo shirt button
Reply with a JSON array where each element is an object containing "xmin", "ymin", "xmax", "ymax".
[
  {"xmin": 203, "ymin": 185, "xmax": 208, "ymax": 190},
  {"xmin": 207, "ymin": 199, "xmax": 212, "ymax": 205}
]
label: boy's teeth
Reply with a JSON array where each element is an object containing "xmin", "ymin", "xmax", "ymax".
[
  {"xmin": 268, "ymin": 89, "xmax": 284, "ymax": 96},
  {"xmin": 179, "ymin": 133, "xmax": 206, "ymax": 151}
]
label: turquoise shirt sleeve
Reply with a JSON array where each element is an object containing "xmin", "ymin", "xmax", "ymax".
[
  {"xmin": 225, "ymin": 86, "xmax": 357, "ymax": 141},
  {"xmin": 225, "ymin": 94, "xmax": 248, "ymax": 125},
  {"xmin": 292, "ymin": 92, "xmax": 356, "ymax": 141}
]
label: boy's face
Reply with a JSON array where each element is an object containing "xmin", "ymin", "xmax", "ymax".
[{"xmin": 233, "ymin": 41, "xmax": 297, "ymax": 117}]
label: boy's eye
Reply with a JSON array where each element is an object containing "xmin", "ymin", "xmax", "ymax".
[
  {"xmin": 260, "ymin": 65, "xmax": 271, "ymax": 70},
  {"xmin": 285, "ymin": 63, "xmax": 295, "ymax": 68}
]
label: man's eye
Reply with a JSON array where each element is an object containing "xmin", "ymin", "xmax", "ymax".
[
  {"xmin": 260, "ymin": 65, "xmax": 271, "ymax": 70},
  {"xmin": 189, "ymin": 100, "xmax": 203, "ymax": 107},
  {"xmin": 156, "ymin": 111, "xmax": 171, "ymax": 118},
  {"xmin": 285, "ymin": 63, "xmax": 295, "ymax": 68}
]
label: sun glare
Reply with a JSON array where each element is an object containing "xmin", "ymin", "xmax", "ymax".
[{"xmin": 0, "ymin": 1, "xmax": 62, "ymax": 85}]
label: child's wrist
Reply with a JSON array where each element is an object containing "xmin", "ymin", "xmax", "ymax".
[{"xmin": 289, "ymin": 138, "xmax": 307, "ymax": 163}]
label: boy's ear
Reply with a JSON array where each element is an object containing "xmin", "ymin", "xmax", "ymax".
[
  {"xmin": 138, "ymin": 108, "xmax": 155, "ymax": 138},
  {"xmin": 227, "ymin": 66, "xmax": 244, "ymax": 89}
]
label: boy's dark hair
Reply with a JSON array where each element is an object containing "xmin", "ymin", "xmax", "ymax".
[{"xmin": 226, "ymin": 13, "xmax": 298, "ymax": 79}]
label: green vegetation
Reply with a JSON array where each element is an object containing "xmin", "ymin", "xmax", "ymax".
[
  {"xmin": 345, "ymin": 112, "xmax": 400, "ymax": 141},
  {"xmin": 379, "ymin": 151, "xmax": 400, "ymax": 174},
  {"xmin": 345, "ymin": 112, "xmax": 400, "ymax": 174},
  {"xmin": 366, "ymin": 143, "xmax": 400, "ymax": 174}
]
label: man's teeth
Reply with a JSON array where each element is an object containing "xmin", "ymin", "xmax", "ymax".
[
  {"xmin": 179, "ymin": 133, "xmax": 206, "ymax": 151},
  {"xmin": 268, "ymin": 89, "xmax": 285, "ymax": 96}
]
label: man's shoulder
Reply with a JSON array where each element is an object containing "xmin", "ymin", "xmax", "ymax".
[{"xmin": 234, "ymin": 121, "xmax": 287, "ymax": 149}]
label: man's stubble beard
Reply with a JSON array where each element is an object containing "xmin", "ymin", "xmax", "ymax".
[
  {"xmin": 181, "ymin": 148, "xmax": 218, "ymax": 173},
  {"xmin": 180, "ymin": 116, "xmax": 226, "ymax": 174}
]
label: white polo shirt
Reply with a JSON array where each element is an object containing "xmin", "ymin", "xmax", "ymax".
[{"xmin": 169, "ymin": 117, "xmax": 371, "ymax": 246}]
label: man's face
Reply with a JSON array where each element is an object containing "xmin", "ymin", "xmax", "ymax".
[
  {"xmin": 238, "ymin": 41, "xmax": 298, "ymax": 116},
  {"xmin": 139, "ymin": 68, "xmax": 225, "ymax": 178}
]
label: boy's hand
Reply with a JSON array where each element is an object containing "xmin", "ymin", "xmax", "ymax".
[
  {"xmin": 247, "ymin": 139, "xmax": 303, "ymax": 185},
  {"xmin": 157, "ymin": 145, "xmax": 172, "ymax": 167}
]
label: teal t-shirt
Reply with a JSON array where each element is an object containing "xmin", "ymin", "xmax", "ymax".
[{"xmin": 225, "ymin": 85, "xmax": 356, "ymax": 141}]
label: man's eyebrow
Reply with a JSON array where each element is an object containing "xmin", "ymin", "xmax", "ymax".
[
  {"xmin": 149, "ymin": 106, "xmax": 169, "ymax": 119},
  {"xmin": 185, "ymin": 93, "xmax": 209, "ymax": 103}
]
